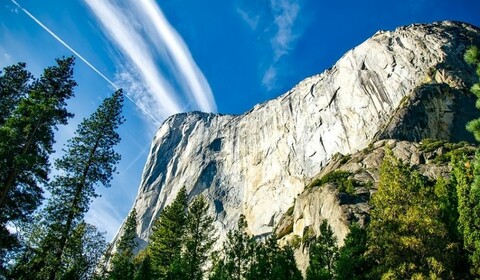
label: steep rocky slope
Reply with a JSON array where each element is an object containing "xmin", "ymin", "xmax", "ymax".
[
  {"xmin": 274, "ymin": 139, "xmax": 476, "ymax": 270},
  {"xmin": 114, "ymin": 21, "xmax": 480, "ymax": 252}
]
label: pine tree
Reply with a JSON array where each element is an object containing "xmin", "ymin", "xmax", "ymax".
[
  {"xmin": 147, "ymin": 186, "xmax": 188, "ymax": 278},
  {"xmin": 171, "ymin": 195, "xmax": 216, "ymax": 280},
  {"xmin": 133, "ymin": 250, "xmax": 153, "ymax": 280},
  {"xmin": 13, "ymin": 89, "xmax": 125, "ymax": 279},
  {"xmin": 0, "ymin": 62, "xmax": 32, "ymax": 124},
  {"xmin": 0, "ymin": 57, "xmax": 76, "ymax": 272},
  {"xmin": 272, "ymin": 244, "xmax": 303, "ymax": 280},
  {"xmin": 334, "ymin": 224, "xmax": 369, "ymax": 280},
  {"xmin": 210, "ymin": 215, "xmax": 253, "ymax": 280},
  {"xmin": 109, "ymin": 209, "xmax": 138, "ymax": 280},
  {"xmin": 246, "ymin": 234, "xmax": 302, "ymax": 280},
  {"xmin": 0, "ymin": 56, "xmax": 76, "ymax": 207},
  {"xmin": 60, "ymin": 222, "xmax": 108, "ymax": 280},
  {"xmin": 465, "ymin": 45, "xmax": 480, "ymax": 141},
  {"xmin": 224, "ymin": 215, "xmax": 253, "ymax": 280},
  {"xmin": 453, "ymin": 156, "xmax": 480, "ymax": 277},
  {"xmin": 366, "ymin": 151, "xmax": 454, "ymax": 279},
  {"xmin": 460, "ymin": 45, "xmax": 480, "ymax": 277},
  {"xmin": 306, "ymin": 220, "xmax": 338, "ymax": 280}
]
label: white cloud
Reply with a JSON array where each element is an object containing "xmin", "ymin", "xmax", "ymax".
[
  {"xmin": 237, "ymin": 0, "xmax": 303, "ymax": 91},
  {"xmin": 262, "ymin": 65, "xmax": 277, "ymax": 90},
  {"xmin": 133, "ymin": 0, "xmax": 217, "ymax": 113},
  {"xmin": 84, "ymin": 0, "xmax": 183, "ymax": 120},
  {"xmin": 270, "ymin": 0, "xmax": 301, "ymax": 60},
  {"xmin": 9, "ymin": 0, "xmax": 161, "ymax": 125},
  {"xmin": 236, "ymin": 7, "xmax": 260, "ymax": 30},
  {"xmin": 83, "ymin": 0, "xmax": 217, "ymax": 121}
]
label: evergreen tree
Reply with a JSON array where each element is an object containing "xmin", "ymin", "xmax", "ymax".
[
  {"xmin": 209, "ymin": 252, "xmax": 228, "ymax": 280},
  {"xmin": 147, "ymin": 186, "xmax": 188, "ymax": 278},
  {"xmin": 247, "ymin": 234, "xmax": 302, "ymax": 280},
  {"xmin": 172, "ymin": 195, "xmax": 216, "ymax": 280},
  {"xmin": 273, "ymin": 244, "xmax": 303, "ymax": 280},
  {"xmin": 13, "ymin": 89, "xmax": 125, "ymax": 279},
  {"xmin": 453, "ymin": 156, "xmax": 480, "ymax": 277},
  {"xmin": 0, "ymin": 62, "xmax": 32, "ymax": 124},
  {"xmin": 133, "ymin": 250, "xmax": 153, "ymax": 280},
  {"xmin": 0, "ymin": 56, "xmax": 76, "ymax": 207},
  {"xmin": 224, "ymin": 215, "xmax": 253, "ymax": 280},
  {"xmin": 109, "ymin": 209, "xmax": 138, "ymax": 280},
  {"xmin": 0, "ymin": 57, "xmax": 76, "ymax": 272},
  {"xmin": 60, "ymin": 222, "xmax": 108, "ymax": 280},
  {"xmin": 210, "ymin": 215, "xmax": 253, "ymax": 280},
  {"xmin": 460, "ymin": 45, "xmax": 480, "ymax": 277},
  {"xmin": 366, "ymin": 151, "xmax": 455, "ymax": 279},
  {"xmin": 306, "ymin": 220, "xmax": 338, "ymax": 280},
  {"xmin": 334, "ymin": 224, "xmax": 369, "ymax": 280},
  {"xmin": 465, "ymin": 45, "xmax": 480, "ymax": 141}
]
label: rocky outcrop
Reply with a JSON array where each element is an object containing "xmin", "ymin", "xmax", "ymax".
[
  {"xmin": 274, "ymin": 139, "xmax": 476, "ymax": 271},
  {"xmin": 114, "ymin": 21, "xmax": 480, "ymax": 253}
]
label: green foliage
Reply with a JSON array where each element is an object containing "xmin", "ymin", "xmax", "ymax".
[
  {"xmin": 452, "ymin": 155, "xmax": 480, "ymax": 277},
  {"xmin": 10, "ymin": 89, "xmax": 125, "ymax": 279},
  {"xmin": 306, "ymin": 220, "xmax": 338, "ymax": 280},
  {"xmin": 419, "ymin": 139, "xmax": 475, "ymax": 163},
  {"xmin": 133, "ymin": 250, "xmax": 153, "ymax": 280},
  {"xmin": 0, "ymin": 62, "xmax": 32, "ymax": 124},
  {"xmin": 465, "ymin": 45, "xmax": 480, "ymax": 141},
  {"xmin": 147, "ymin": 186, "xmax": 188, "ymax": 278},
  {"xmin": 289, "ymin": 235, "xmax": 301, "ymax": 249},
  {"xmin": 366, "ymin": 150, "xmax": 456, "ymax": 279},
  {"xmin": 334, "ymin": 224, "xmax": 369, "ymax": 280},
  {"xmin": 10, "ymin": 222, "xmax": 107, "ymax": 280},
  {"xmin": 339, "ymin": 154, "xmax": 351, "ymax": 165},
  {"xmin": 174, "ymin": 195, "xmax": 217, "ymax": 280},
  {"xmin": 109, "ymin": 209, "xmax": 138, "ymax": 280},
  {"xmin": 59, "ymin": 222, "xmax": 108, "ymax": 280},
  {"xmin": 246, "ymin": 234, "xmax": 302, "ymax": 280},
  {"xmin": 212, "ymin": 215, "xmax": 252, "ymax": 280},
  {"xmin": 0, "ymin": 58, "xmax": 76, "ymax": 270},
  {"xmin": 210, "ymin": 217, "xmax": 301, "ymax": 280},
  {"xmin": 310, "ymin": 170, "xmax": 357, "ymax": 195}
]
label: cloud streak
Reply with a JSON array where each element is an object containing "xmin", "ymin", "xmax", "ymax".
[
  {"xmin": 270, "ymin": 0, "xmax": 301, "ymax": 61},
  {"xmin": 84, "ymin": 0, "xmax": 217, "ymax": 122},
  {"xmin": 236, "ymin": 0, "xmax": 303, "ymax": 91},
  {"xmin": 9, "ymin": 0, "xmax": 161, "ymax": 124},
  {"xmin": 134, "ymin": 0, "xmax": 217, "ymax": 113}
]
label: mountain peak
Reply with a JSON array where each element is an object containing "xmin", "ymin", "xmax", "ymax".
[{"xmin": 115, "ymin": 21, "xmax": 480, "ymax": 254}]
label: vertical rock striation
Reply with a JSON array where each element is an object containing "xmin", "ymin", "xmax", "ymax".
[{"xmin": 116, "ymin": 21, "xmax": 480, "ymax": 251}]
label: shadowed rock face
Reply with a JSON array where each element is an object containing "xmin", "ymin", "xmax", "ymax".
[{"xmin": 114, "ymin": 21, "xmax": 480, "ymax": 252}]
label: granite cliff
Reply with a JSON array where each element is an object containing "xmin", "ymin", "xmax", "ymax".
[{"xmin": 114, "ymin": 21, "xmax": 480, "ymax": 254}]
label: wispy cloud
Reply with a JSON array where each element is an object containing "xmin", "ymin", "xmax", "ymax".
[
  {"xmin": 261, "ymin": 65, "xmax": 277, "ymax": 91},
  {"xmin": 236, "ymin": 0, "xmax": 303, "ymax": 91},
  {"xmin": 9, "ymin": 0, "xmax": 162, "ymax": 125},
  {"xmin": 236, "ymin": 7, "xmax": 260, "ymax": 30},
  {"xmin": 134, "ymin": 0, "xmax": 217, "ymax": 113},
  {"xmin": 269, "ymin": 0, "xmax": 301, "ymax": 60},
  {"xmin": 84, "ymin": 0, "xmax": 217, "ymax": 122}
]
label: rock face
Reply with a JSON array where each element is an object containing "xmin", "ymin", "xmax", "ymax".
[
  {"xmin": 115, "ymin": 21, "xmax": 480, "ymax": 252},
  {"xmin": 274, "ymin": 139, "xmax": 475, "ymax": 272}
]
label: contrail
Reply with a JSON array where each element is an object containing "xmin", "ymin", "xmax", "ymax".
[{"xmin": 10, "ymin": 0, "xmax": 161, "ymax": 124}]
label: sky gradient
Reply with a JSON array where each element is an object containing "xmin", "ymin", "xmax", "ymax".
[{"xmin": 1, "ymin": 0, "xmax": 479, "ymax": 241}]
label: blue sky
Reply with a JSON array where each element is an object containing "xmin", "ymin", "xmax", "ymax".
[{"xmin": 1, "ymin": 0, "xmax": 479, "ymax": 241}]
